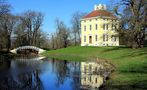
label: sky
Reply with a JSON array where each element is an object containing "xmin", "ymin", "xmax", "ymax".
[{"xmin": 9, "ymin": 0, "xmax": 116, "ymax": 34}]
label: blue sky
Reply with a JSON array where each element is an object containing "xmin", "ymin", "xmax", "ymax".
[{"xmin": 9, "ymin": 0, "xmax": 116, "ymax": 34}]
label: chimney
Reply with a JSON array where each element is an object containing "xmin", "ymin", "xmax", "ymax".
[{"xmin": 94, "ymin": 4, "xmax": 107, "ymax": 10}]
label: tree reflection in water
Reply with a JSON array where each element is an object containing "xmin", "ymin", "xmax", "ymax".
[
  {"xmin": 0, "ymin": 56, "xmax": 114, "ymax": 90},
  {"xmin": 0, "ymin": 56, "xmax": 44, "ymax": 90},
  {"xmin": 53, "ymin": 60, "xmax": 81, "ymax": 90},
  {"xmin": 53, "ymin": 60, "xmax": 69, "ymax": 87}
]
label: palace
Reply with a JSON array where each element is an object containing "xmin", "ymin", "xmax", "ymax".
[{"xmin": 81, "ymin": 4, "xmax": 119, "ymax": 46}]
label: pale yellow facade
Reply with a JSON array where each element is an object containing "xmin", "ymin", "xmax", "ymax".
[
  {"xmin": 80, "ymin": 62, "xmax": 104, "ymax": 89},
  {"xmin": 81, "ymin": 4, "xmax": 119, "ymax": 46}
]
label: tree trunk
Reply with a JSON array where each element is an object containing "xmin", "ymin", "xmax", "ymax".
[{"xmin": 7, "ymin": 34, "xmax": 11, "ymax": 51}]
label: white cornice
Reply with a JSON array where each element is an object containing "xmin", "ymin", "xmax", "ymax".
[{"xmin": 80, "ymin": 16, "xmax": 119, "ymax": 21}]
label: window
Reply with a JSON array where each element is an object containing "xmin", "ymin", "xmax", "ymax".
[
  {"xmin": 103, "ymin": 34, "xmax": 105, "ymax": 41},
  {"xmin": 84, "ymin": 36, "xmax": 86, "ymax": 42},
  {"xmin": 95, "ymin": 24, "xmax": 98, "ymax": 30},
  {"xmin": 114, "ymin": 36, "xmax": 117, "ymax": 41},
  {"xmin": 103, "ymin": 24, "xmax": 108, "ymax": 30},
  {"xmin": 89, "ymin": 76, "xmax": 91, "ymax": 82},
  {"xmin": 90, "ymin": 25, "xmax": 92, "ymax": 31},
  {"xmin": 89, "ymin": 64, "xmax": 92, "ymax": 71},
  {"xmin": 111, "ymin": 35, "xmax": 114, "ymax": 41},
  {"xmin": 112, "ymin": 24, "xmax": 117, "ymax": 30},
  {"xmin": 84, "ymin": 77, "xmax": 86, "ymax": 81},
  {"xmin": 112, "ymin": 24, "xmax": 114, "ymax": 30},
  {"xmin": 103, "ymin": 24, "xmax": 105, "ymax": 30},
  {"xmin": 106, "ymin": 35, "xmax": 108, "ymax": 41},
  {"xmin": 95, "ymin": 35, "xmax": 98, "ymax": 41},
  {"xmin": 106, "ymin": 24, "xmax": 109, "ymax": 30},
  {"xmin": 84, "ymin": 26, "xmax": 86, "ymax": 31},
  {"xmin": 103, "ymin": 34, "xmax": 108, "ymax": 41},
  {"xmin": 95, "ymin": 67, "xmax": 98, "ymax": 72},
  {"xmin": 95, "ymin": 78, "xmax": 97, "ymax": 83},
  {"xmin": 111, "ymin": 35, "xmax": 117, "ymax": 42},
  {"xmin": 84, "ymin": 65, "xmax": 86, "ymax": 73},
  {"xmin": 115, "ymin": 24, "xmax": 117, "ymax": 29}
]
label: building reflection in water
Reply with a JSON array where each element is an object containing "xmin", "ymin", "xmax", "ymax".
[
  {"xmin": 0, "ymin": 56, "xmax": 112, "ymax": 90},
  {"xmin": 80, "ymin": 62, "xmax": 104, "ymax": 89}
]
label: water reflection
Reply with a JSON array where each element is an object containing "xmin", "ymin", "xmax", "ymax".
[
  {"xmin": 0, "ymin": 56, "xmax": 45, "ymax": 90},
  {"xmin": 81, "ymin": 62, "xmax": 104, "ymax": 89},
  {"xmin": 0, "ymin": 56, "xmax": 113, "ymax": 90}
]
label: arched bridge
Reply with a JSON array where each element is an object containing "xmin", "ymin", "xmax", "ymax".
[{"xmin": 10, "ymin": 46, "xmax": 45, "ymax": 54}]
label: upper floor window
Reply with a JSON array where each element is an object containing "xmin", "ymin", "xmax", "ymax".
[
  {"xmin": 103, "ymin": 24, "xmax": 105, "ymax": 30},
  {"xmin": 106, "ymin": 24, "xmax": 109, "ymax": 30},
  {"xmin": 103, "ymin": 24, "xmax": 109, "ymax": 30},
  {"xmin": 95, "ymin": 24, "xmax": 98, "ymax": 30},
  {"xmin": 112, "ymin": 24, "xmax": 117, "ymax": 30},
  {"xmin": 90, "ymin": 25, "xmax": 92, "ymax": 31},
  {"xmin": 84, "ymin": 26, "xmax": 86, "ymax": 31}
]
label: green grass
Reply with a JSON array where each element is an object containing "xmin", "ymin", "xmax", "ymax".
[{"xmin": 43, "ymin": 46, "xmax": 147, "ymax": 89}]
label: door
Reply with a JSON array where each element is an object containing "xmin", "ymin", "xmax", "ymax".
[{"xmin": 89, "ymin": 36, "xmax": 92, "ymax": 44}]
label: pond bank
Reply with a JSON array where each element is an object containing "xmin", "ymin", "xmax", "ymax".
[
  {"xmin": 43, "ymin": 46, "xmax": 147, "ymax": 90},
  {"xmin": 0, "ymin": 51, "xmax": 15, "ymax": 59}
]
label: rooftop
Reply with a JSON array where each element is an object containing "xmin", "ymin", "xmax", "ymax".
[{"xmin": 83, "ymin": 4, "xmax": 117, "ymax": 19}]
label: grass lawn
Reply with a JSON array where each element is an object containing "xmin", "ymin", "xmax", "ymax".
[{"xmin": 43, "ymin": 46, "xmax": 147, "ymax": 89}]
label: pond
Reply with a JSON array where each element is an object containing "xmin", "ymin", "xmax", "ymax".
[{"xmin": 0, "ymin": 56, "xmax": 114, "ymax": 90}]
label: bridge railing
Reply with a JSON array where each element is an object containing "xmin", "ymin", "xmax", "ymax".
[
  {"xmin": 11, "ymin": 46, "xmax": 45, "ymax": 54},
  {"xmin": 16, "ymin": 46, "xmax": 40, "ymax": 51}
]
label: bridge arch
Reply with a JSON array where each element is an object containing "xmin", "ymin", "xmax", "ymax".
[{"xmin": 10, "ymin": 46, "xmax": 45, "ymax": 54}]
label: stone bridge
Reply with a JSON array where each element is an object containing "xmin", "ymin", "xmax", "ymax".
[{"xmin": 10, "ymin": 46, "xmax": 45, "ymax": 54}]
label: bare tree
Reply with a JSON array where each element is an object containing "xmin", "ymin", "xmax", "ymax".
[
  {"xmin": 0, "ymin": 0, "xmax": 11, "ymax": 50},
  {"xmin": 54, "ymin": 19, "xmax": 70, "ymax": 48},
  {"xmin": 0, "ymin": 14, "xmax": 17, "ymax": 51},
  {"xmin": 20, "ymin": 10, "xmax": 44, "ymax": 46},
  {"xmin": 0, "ymin": 0, "xmax": 11, "ymax": 17},
  {"xmin": 71, "ymin": 12, "xmax": 86, "ymax": 45},
  {"xmin": 115, "ymin": 0, "xmax": 147, "ymax": 48},
  {"xmin": 0, "ymin": 1, "xmax": 49, "ymax": 50},
  {"xmin": 51, "ymin": 33, "xmax": 55, "ymax": 49}
]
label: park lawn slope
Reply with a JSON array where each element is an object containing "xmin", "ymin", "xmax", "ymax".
[{"xmin": 43, "ymin": 46, "xmax": 147, "ymax": 89}]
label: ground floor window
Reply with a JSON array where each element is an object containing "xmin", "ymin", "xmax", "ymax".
[
  {"xmin": 111, "ymin": 35, "xmax": 117, "ymax": 42},
  {"xmin": 95, "ymin": 35, "xmax": 98, "ymax": 41},
  {"xmin": 103, "ymin": 34, "xmax": 108, "ymax": 41},
  {"xmin": 84, "ymin": 36, "xmax": 86, "ymax": 42}
]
